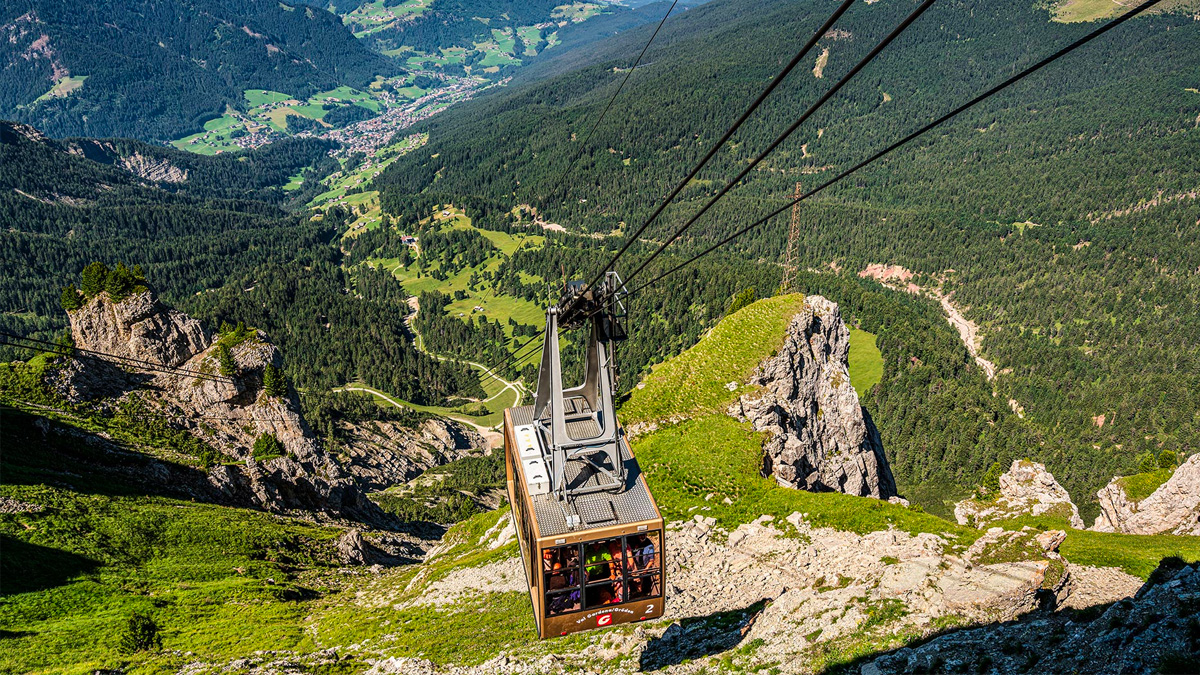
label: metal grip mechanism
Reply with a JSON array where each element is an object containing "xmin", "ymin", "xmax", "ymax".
[{"xmin": 532, "ymin": 273, "xmax": 629, "ymax": 501}]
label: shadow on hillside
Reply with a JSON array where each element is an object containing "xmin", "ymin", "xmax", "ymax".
[
  {"xmin": 0, "ymin": 535, "xmax": 98, "ymax": 595},
  {"xmin": 813, "ymin": 559, "xmax": 1199, "ymax": 674},
  {"xmin": 639, "ymin": 598, "xmax": 770, "ymax": 671},
  {"xmin": 0, "ymin": 407, "xmax": 207, "ymax": 501}
]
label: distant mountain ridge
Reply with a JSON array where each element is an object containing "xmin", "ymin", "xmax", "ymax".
[{"xmin": 0, "ymin": 0, "xmax": 399, "ymax": 141}]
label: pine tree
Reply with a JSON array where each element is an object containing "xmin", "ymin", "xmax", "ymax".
[
  {"xmin": 263, "ymin": 363, "xmax": 286, "ymax": 397},
  {"xmin": 80, "ymin": 262, "xmax": 109, "ymax": 297},
  {"xmin": 252, "ymin": 433, "xmax": 285, "ymax": 461},
  {"xmin": 60, "ymin": 284, "xmax": 83, "ymax": 311},
  {"xmin": 217, "ymin": 343, "xmax": 236, "ymax": 377}
]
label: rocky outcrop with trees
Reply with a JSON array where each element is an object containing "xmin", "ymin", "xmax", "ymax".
[
  {"xmin": 954, "ymin": 460, "xmax": 1086, "ymax": 529},
  {"xmin": 1093, "ymin": 453, "xmax": 1200, "ymax": 536},
  {"xmin": 49, "ymin": 265, "xmax": 484, "ymax": 521},
  {"xmin": 728, "ymin": 296, "xmax": 896, "ymax": 499}
]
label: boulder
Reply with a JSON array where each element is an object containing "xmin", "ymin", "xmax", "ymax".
[
  {"xmin": 728, "ymin": 296, "xmax": 897, "ymax": 499},
  {"xmin": 954, "ymin": 460, "xmax": 1084, "ymax": 529},
  {"xmin": 1092, "ymin": 454, "xmax": 1200, "ymax": 535}
]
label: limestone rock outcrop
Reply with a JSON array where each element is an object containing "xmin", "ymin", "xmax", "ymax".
[
  {"xmin": 55, "ymin": 288, "xmax": 484, "ymax": 522},
  {"xmin": 338, "ymin": 417, "xmax": 485, "ymax": 492},
  {"xmin": 1092, "ymin": 454, "xmax": 1200, "ymax": 535},
  {"xmin": 727, "ymin": 296, "xmax": 896, "ymax": 498},
  {"xmin": 863, "ymin": 560, "xmax": 1200, "ymax": 675},
  {"xmin": 954, "ymin": 460, "xmax": 1085, "ymax": 529},
  {"xmin": 69, "ymin": 290, "xmax": 209, "ymax": 368}
]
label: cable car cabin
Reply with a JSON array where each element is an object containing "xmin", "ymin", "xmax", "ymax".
[
  {"xmin": 505, "ymin": 275, "xmax": 664, "ymax": 638},
  {"xmin": 504, "ymin": 405, "xmax": 664, "ymax": 638}
]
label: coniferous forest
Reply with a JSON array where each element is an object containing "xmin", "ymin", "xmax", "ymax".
[{"xmin": 366, "ymin": 0, "xmax": 1200, "ymax": 514}]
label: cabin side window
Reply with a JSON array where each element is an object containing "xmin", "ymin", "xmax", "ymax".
[
  {"xmin": 624, "ymin": 531, "xmax": 662, "ymax": 602},
  {"xmin": 543, "ymin": 530, "xmax": 663, "ymax": 616},
  {"xmin": 543, "ymin": 545, "xmax": 581, "ymax": 616}
]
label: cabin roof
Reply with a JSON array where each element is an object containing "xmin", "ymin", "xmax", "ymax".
[{"xmin": 509, "ymin": 404, "xmax": 661, "ymax": 538}]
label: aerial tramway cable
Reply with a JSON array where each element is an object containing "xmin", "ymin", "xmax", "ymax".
[
  {"xmin": 577, "ymin": 0, "xmax": 860, "ymax": 297},
  {"xmin": 620, "ymin": 0, "xmax": 939, "ymax": 287},
  {"xmin": 0, "ymin": 332, "xmax": 234, "ymax": 385},
  {"xmin": 623, "ymin": 0, "xmax": 1167, "ymax": 299}
]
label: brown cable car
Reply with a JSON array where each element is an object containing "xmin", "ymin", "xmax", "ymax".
[{"xmin": 504, "ymin": 275, "xmax": 665, "ymax": 638}]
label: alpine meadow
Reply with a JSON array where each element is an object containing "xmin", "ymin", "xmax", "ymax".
[{"xmin": 2, "ymin": 0, "xmax": 1199, "ymax": 673}]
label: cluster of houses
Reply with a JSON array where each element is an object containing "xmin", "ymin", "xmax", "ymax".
[{"xmin": 323, "ymin": 73, "xmax": 483, "ymax": 158}]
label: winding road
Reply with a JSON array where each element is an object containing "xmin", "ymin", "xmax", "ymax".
[{"xmin": 332, "ymin": 296, "xmax": 533, "ymax": 449}]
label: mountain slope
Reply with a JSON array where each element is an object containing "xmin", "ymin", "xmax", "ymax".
[
  {"xmin": 367, "ymin": 0, "xmax": 1200, "ymax": 514},
  {"xmin": 6, "ymin": 296, "xmax": 1197, "ymax": 673},
  {"xmin": 0, "ymin": 121, "xmax": 483, "ymax": 406},
  {"xmin": 0, "ymin": 0, "xmax": 399, "ymax": 141}
]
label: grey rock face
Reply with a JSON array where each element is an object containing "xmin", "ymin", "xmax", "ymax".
[
  {"xmin": 728, "ymin": 295, "xmax": 896, "ymax": 499},
  {"xmin": 863, "ymin": 561, "xmax": 1200, "ymax": 675},
  {"xmin": 69, "ymin": 290, "xmax": 210, "ymax": 368},
  {"xmin": 58, "ymin": 289, "xmax": 452, "ymax": 522},
  {"xmin": 954, "ymin": 460, "xmax": 1085, "ymax": 529},
  {"xmin": 338, "ymin": 417, "xmax": 485, "ymax": 492},
  {"xmin": 1093, "ymin": 454, "xmax": 1200, "ymax": 535}
]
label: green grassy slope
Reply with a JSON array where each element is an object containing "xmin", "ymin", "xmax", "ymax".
[
  {"xmin": 0, "ymin": 410, "xmax": 344, "ymax": 674},
  {"xmin": 621, "ymin": 294, "xmax": 807, "ymax": 425}
]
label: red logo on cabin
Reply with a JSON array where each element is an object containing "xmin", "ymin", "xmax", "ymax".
[{"xmin": 597, "ymin": 614, "xmax": 613, "ymax": 627}]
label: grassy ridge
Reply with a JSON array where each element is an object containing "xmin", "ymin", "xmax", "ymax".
[
  {"xmin": 1117, "ymin": 468, "xmax": 1175, "ymax": 502},
  {"xmin": 621, "ymin": 294, "xmax": 807, "ymax": 425},
  {"xmin": 635, "ymin": 414, "xmax": 971, "ymax": 539}
]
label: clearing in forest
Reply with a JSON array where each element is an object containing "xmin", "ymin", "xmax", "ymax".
[{"xmin": 34, "ymin": 75, "xmax": 87, "ymax": 102}]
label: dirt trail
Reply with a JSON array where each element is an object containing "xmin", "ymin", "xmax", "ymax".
[
  {"xmin": 333, "ymin": 296, "xmax": 530, "ymax": 449},
  {"xmin": 937, "ymin": 292, "xmax": 997, "ymax": 380},
  {"xmin": 858, "ymin": 264, "xmax": 996, "ymax": 380}
]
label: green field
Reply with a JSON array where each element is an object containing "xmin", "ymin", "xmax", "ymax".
[
  {"xmin": 34, "ymin": 75, "xmax": 87, "ymax": 103},
  {"xmin": 516, "ymin": 26, "xmax": 543, "ymax": 56},
  {"xmin": 342, "ymin": 0, "xmax": 433, "ymax": 37},
  {"xmin": 848, "ymin": 327, "xmax": 884, "ymax": 398},
  {"xmin": 381, "ymin": 207, "xmax": 547, "ymax": 342},
  {"xmin": 242, "ymin": 88, "xmax": 292, "ymax": 107},
  {"xmin": 552, "ymin": 1, "xmax": 603, "ymax": 22}
]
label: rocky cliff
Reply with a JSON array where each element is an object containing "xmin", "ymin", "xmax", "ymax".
[
  {"xmin": 955, "ymin": 460, "xmax": 1085, "ymax": 529},
  {"xmin": 1093, "ymin": 454, "xmax": 1200, "ymax": 535},
  {"xmin": 68, "ymin": 289, "xmax": 209, "ymax": 369},
  {"xmin": 55, "ymin": 289, "xmax": 482, "ymax": 521},
  {"xmin": 338, "ymin": 417, "xmax": 485, "ymax": 492},
  {"xmin": 728, "ymin": 296, "xmax": 896, "ymax": 499}
]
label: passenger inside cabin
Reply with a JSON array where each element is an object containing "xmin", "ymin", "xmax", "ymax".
[
  {"xmin": 627, "ymin": 533, "xmax": 658, "ymax": 572},
  {"xmin": 543, "ymin": 546, "xmax": 579, "ymax": 588},
  {"xmin": 584, "ymin": 540, "xmax": 615, "ymax": 581},
  {"xmin": 585, "ymin": 581, "xmax": 622, "ymax": 607}
]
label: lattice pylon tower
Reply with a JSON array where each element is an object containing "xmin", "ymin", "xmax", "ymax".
[{"xmin": 780, "ymin": 181, "xmax": 803, "ymax": 294}]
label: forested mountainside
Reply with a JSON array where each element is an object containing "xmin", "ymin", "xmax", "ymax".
[
  {"xmin": 364, "ymin": 0, "xmax": 1200, "ymax": 513},
  {"xmin": 0, "ymin": 0, "xmax": 398, "ymax": 141},
  {"xmin": 0, "ymin": 121, "xmax": 479, "ymax": 405},
  {"xmin": 336, "ymin": 0, "xmax": 564, "ymax": 52}
]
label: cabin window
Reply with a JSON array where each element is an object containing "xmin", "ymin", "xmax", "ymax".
[
  {"xmin": 543, "ymin": 544, "xmax": 581, "ymax": 616},
  {"xmin": 583, "ymin": 538, "xmax": 622, "ymax": 582},
  {"xmin": 624, "ymin": 530, "xmax": 661, "ymax": 602},
  {"xmin": 543, "ymin": 530, "xmax": 663, "ymax": 616}
]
